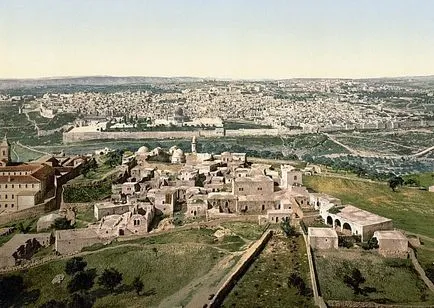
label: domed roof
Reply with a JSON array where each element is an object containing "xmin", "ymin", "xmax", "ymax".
[
  {"xmin": 136, "ymin": 146, "xmax": 149, "ymax": 154},
  {"xmin": 172, "ymin": 148, "xmax": 185, "ymax": 158},
  {"xmin": 169, "ymin": 145, "xmax": 179, "ymax": 155},
  {"xmin": 174, "ymin": 106, "xmax": 184, "ymax": 116}
]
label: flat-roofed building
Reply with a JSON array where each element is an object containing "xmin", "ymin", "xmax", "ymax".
[
  {"xmin": 323, "ymin": 205, "xmax": 393, "ymax": 241},
  {"xmin": 373, "ymin": 230, "xmax": 408, "ymax": 258},
  {"xmin": 308, "ymin": 227, "xmax": 338, "ymax": 250}
]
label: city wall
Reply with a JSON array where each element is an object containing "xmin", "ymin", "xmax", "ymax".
[{"xmin": 62, "ymin": 128, "xmax": 294, "ymax": 143}]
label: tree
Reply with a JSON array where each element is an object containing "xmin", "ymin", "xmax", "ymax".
[
  {"xmin": 132, "ymin": 276, "xmax": 144, "ymax": 295},
  {"xmin": 388, "ymin": 176, "xmax": 404, "ymax": 192},
  {"xmin": 280, "ymin": 220, "xmax": 297, "ymax": 237},
  {"xmin": 82, "ymin": 158, "xmax": 97, "ymax": 178},
  {"xmin": 53, "ymin": 217, "xmax": 74, "ymax": 230},
  {"xmin": 98, "ymin": 268, "xmax": 123, "ymax": 291},
  {"xmin": 65, "ymin": 257, "xmax": 88, "ymax": 276},
  {"xmin": 343, "ymin": 268, "xmax": 366, "ymax": 295},
  {"xmin": 67, "ymin": 269, "xmax": 97, "ymax": 293}
]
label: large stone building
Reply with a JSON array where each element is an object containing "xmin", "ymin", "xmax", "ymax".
[
  {"xmin": 323, "ymin": 205, "xmax": 393, "ymax": 241},
  {"xmin": 0, "ymin": 163, "xmax": 55, "ymax": 213}
]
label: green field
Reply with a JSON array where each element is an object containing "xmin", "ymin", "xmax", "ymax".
[
  {"xmin": 223, "ymin": 234, "xmax": 315, "ymax": 308},
  {"xmin": 315, "ymin": 250, "xmax": 434, "ymax": 304},
  {"xmin": 403, "ymin": 172, "xmax": 434, "ymax": 189},
  {"xmin": 303, "ymin": 175, "xmax": 434, "ymax": 238}
]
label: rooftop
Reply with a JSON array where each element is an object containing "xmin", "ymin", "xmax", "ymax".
[
  {"xmin": 308, "ymin": 227, "xmax": 338, "ymax": 238},
  {"xmin": 374, "ymin": 230, "xmax": 407, "ymax": 240},
  {"xmin": 336, "ymin": 205, "xmax": 392, "ymax": 226}
]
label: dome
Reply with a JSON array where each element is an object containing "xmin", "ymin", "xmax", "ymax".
[
  {"xmin": 172, "ymin": 148, "xmax": 184, "ymax": 158},
  {"xmin": 136, "ymin": 146, "xmax": 149, "ymax": 154},
  {"xmin": 174, "ymin": 106, "xmax": 184, "ymax": 116},
  {"xmin": 169, "ymin": 145, "xmax": 179, "ymax": 155}
]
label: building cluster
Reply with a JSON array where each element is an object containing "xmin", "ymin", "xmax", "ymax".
[
  {"xmin": 0, "ymin": 136, "xmax": 413, "ymax": 267},
  {"xmin": 17, "ymin": 78, "xmax": 433, "ymax": 136}
]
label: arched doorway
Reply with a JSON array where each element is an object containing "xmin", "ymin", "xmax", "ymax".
[
  {"xmin": 335, "ymin": 219, "xmax": 341, "ymax": 228},
  {"xmin": 343, "ymin": 223, "xmax": 352, "ymax": 233},
  {"xmin": 326, "ymin": 216, "xmax": 333, "ymax": 225}
]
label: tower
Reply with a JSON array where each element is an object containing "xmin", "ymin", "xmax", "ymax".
[
  {"xmin": 0, "ymin": 135, "xmax": 11, "ymax": 164},
  {"xmin": 191, "ymin": 136, "xmax": 197, "ymax": 154}
]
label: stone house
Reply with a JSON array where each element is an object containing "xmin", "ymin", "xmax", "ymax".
[
  {"xmin": 122, "ymin": 181, "xmax": 141, "ymax": 195},
  {"xmin": 94, "ymin": 202, "xmax": 130, "ymax": 220},
  {"xmin": 281, "ymin": 165, "xmax": 303, "ymax": 189},
  {"xmin": 308, "ymin": 227, "xmax": 338, "ymax": 250},
  {"xmin": 373, "ymin": 230, "xmax": 408, "ymax": 258},
  {"xmin": 186, "ymin": 194, "xmax": 209, "ymax": 218},
  {"xmin": 147, "ymin": 187, "xmax": 177, "ymax": 216},
  {"xmin": 207, "ymin": 192, "xmax": 238, "ymax": 213}
]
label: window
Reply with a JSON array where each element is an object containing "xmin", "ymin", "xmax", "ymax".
[
  {"xmin": 257, "ymin": 187, "xmax": 262, "ymax": 191},
  {"xmin": 5, "ymin": 204, "xmax": 7, "ymax": 208},
  {"xmin": 294, "ymin": 175, "xmax": 297, "ymax": 181},
  {"xmin": 5, "ymin": 195, "xmax": 7, "ymax": 199},
  {"xmin": 32, "ymin": 184, "xmax": 34, "ymax": 188},
  {"xmin": 18, "ymin": 184, "xmax": 21, "ymax": 188},
  {"xmin": 25, "ymin": 184, "xmax": 28, "ymax": 188},
  {"xmin": 11, "ymin": 184, "xmax": 14, "ymax": 188},
  {"xmin": 4, "ymin": 184, "xmax": 7, "ymax": 188},
  {"xmin": 11, "ymin": 195, "xmax": 14, "ymax": 199},
  {"xmin": 11, "ymin": 204, "xmax": 14, "ymax": 208},
  {"xmin": 238, "ymin": 187, "xmax": 244, "ymax": 191}
]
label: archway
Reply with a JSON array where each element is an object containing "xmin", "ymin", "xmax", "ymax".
[
  {"xmin": 343, "ymin": 223, "xmax": 352, "ymax": 233},
  {"xmin": 335, "ymin": 219, "xmax": 341, "ymax": 228},
  {"xmin": 326, "ymin": 216, "xmax": 333, "ymax": 225}
]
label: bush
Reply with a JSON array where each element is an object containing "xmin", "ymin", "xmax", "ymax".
[
  {"xmin": 65, "ymin": 257, "xmax": 88, "ymax": 276},
  {"xmin": 98, "ymin": 268, "xmax": 123, "ymax": 291},
  {"xmin": 67, "ymin": 269, "xmax": 97, "ymax": 293},
  {"xmin": 53, "ymin": 217, "xmax": 74, "ymax": 230}
]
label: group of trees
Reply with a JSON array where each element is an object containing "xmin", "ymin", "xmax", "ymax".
[{"xmin": 39, "ymin": 257, "xmax": 144, "ymax": 308}]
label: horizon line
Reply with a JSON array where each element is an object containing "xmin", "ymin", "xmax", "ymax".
[{"xmin": 1, "ymin": 73, "xmax": 434, "ymax": 82}]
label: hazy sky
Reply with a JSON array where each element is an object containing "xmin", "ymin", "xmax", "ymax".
[{"xmin": 1, "ymin": 0, "xmax": 434, "ymax": 79}]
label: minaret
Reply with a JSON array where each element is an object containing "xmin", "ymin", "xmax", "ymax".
[
  {"xmin": 191, "ymin": 136, "xmax": 197, "ymax": 154},
  {"xmin": 0, "ymin": 135, "xmax": 11, "ymax": 164}
]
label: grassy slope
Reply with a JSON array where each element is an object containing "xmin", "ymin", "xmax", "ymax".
[
  {"xmin": 303, "ymin": 175, "xmax": 434, "ymax": 238},
  {"xmin": 223, "ymin": 234, "xmax": 315, "ymax": 308},
  {"xmin": 11, "ymin": 223, "xmax": 265, "ymax": 307}
]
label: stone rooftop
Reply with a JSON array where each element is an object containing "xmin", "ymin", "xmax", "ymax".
[
  {"xmin": 336, "ymin": 205, "xmax": 391, "ymax": 226},
  {"xmin": 308, "ymin": 227, "xmax": 338, "ymax": 238}
]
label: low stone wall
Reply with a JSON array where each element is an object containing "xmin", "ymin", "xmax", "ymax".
[
  {"xmin": 409, "ymin": 248, "xmax": 434, "ymax": 292},
  {"xmin": 302, "ymin": 232, "xmax": 328, "ymax": 308},
  {"xmin": 207, "ymin": 228, "xmax": 273, "ymax": 308}
]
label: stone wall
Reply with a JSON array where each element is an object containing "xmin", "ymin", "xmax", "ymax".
[
  {"xmin": 208, "ymin": 228, "xmax": 272, "ymax": 308},
  {"xmin": 63, "ymin": 128, "xmax": 295, "ymax": 143}
]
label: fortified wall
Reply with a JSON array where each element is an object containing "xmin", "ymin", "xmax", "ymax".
[{"xmin": 62, "ymin": 128, "xmax": 291, "ymax": 143}]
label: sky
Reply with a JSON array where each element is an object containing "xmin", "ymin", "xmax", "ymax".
[{"xmin": 1, "ymin": 0, "xmax": 434, "ymax": 79}]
